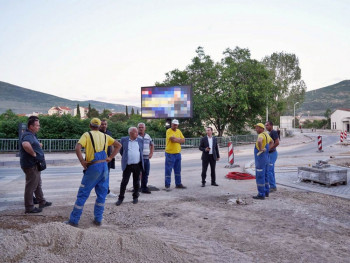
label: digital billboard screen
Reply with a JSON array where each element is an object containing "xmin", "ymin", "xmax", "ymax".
[{"xmin": 141, "ymin": 85, "xmax": 193, "ymax": 119}]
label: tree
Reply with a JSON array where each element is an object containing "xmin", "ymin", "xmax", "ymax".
[
  {"xmin": 100, "ymin": 109, "xmax": 111, "ymax": 120},
  {"xmin": 131, "ymin": 107, "xmax": 135, "ymax": 115},
  {"xmin": 137, "ymin": 109, "xmax": 139, "ymax": 115},
  {"xmin": 158, "ymin": 46, "xmax": 276, "ymax": 136},
  {"xmin": 76, "ymin": 104, "xmax": 81, "ymax": 119},
  {"xmin": 125, "ymin": 105, "xmax": 129, "ymax": 117},
  {"xmin": 0, "ymin": 109, "xmax": 18, "ymax": 120},
  {"xmin": 87, "ymin": 103, "xmax": 92, "ymax": 118},
  {"xmin": 324, "ymin": 108, "xmax": 332, "ymax": 129},
  {"xmin": 262, "ymin": 52, "xmax": 307, "ymax": 124},
  {"xmin": 89, "ymin": 107, "xmax": 99, "ymax": 118}
]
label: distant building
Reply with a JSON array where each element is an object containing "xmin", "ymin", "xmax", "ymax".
[
  {"xmin": 331, "ymin": 109, "xmax": 350, "ymax": 132},
  {"xmin": 280, "ymin": 116, "xmax": 295, "ymax": 130},
  {"xmin": 299, "ymin": 116, "xmax": 326, "ymax": 125},
  {"xmin": 48, "ymin": 106, "xmax": 72, "ymax": 116},
  {"xmin": 73, "ymin": 106, "xmax": 89, "ymax": 119}
]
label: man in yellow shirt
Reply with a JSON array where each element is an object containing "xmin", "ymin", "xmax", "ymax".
[
  {"xmin": 65, "ymin": 118, "xmax": 121, "ymax": 226},
  {"xmin": 165, "ymin": 119, "xmax": 186, "ymax": 190},
  {"xmin": 253, "ymin": 123, "xmax": 273, "ymax": 200}
]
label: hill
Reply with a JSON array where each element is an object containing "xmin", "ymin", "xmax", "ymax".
[
  {"xmin": 299, "ymin": 80, "xmax": 350, "ymax": 116},
  {"xmin": 0, "ymin": 81, "xmax": 139, "ymax": 114}
]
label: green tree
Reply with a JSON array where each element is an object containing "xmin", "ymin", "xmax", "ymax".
[
  {"xmin": 158, "ymin": 46, "xmax": 276, "ymax": 136},
  {"xmin": 110, "ymin": 113, "xmax": 128, "ymax": 122},
  {"xmin": 137, "ymin": 109, "xmax": 139, "ymax": 115},
  {"xmin": 89, "ymin": 107, "xmax": 99, "ymax": 118},
  {"xmin": 262, "ymin": 52, "xmax": 307, "ymax": 124},
  {"xmin": 324, "ymin": 108, "xmax": 332, "ymax": 129},
  {"xmin": 131, "ymin": 107, "xmax": 135, "ymax": 115},
  {"xmin": 125, "ymin": 105, "xmax": 129, "ymax": 117},
  {"xmin": 87, "ymin": 103, "xmax": 92, "ymax": 118},
  {"xmin": 100, "ymin": 109, "xmax": 111, "ymax": 119},
  {"xmin": 0, "ymin": 109, "xmax": 18, "ymax": 120},
  {"xmin": 76, "ymin": 104, "xmax": 81, "ymax": 119}
]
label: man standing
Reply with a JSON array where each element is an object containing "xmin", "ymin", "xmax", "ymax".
[
  {"xmin": 265, "ymin": 121, "xmax": 280, "ymax": 192},
  {"xmin": 20, "ymin": 116, "xmax": 51, "ymax": 213},
  {"xmin": 199, "ymin": 127, "xmax": 220, "ymax": 187},
  {"xmin": 253, "ymin": 123, "xmax": 273, "ymax": 200},
  {"xmin": 99, "ymin": 119, "xmax": 116, "ymax": 197},
  {"xmin": 65, "ymin": 118, "xmax": 121, "ymax": 226},
  {"xmin": 137, "ymin": 122, "xmax": 154, "ymax": 194},
  {"xmin": 116, "ymin": 127, "xmax": 144, "ymax": 206},
  {"xmin": 165, "ymin": 119, "xmax": 186, "ymax": 190}
]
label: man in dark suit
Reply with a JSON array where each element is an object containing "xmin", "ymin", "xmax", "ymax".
[
  {"xmin": 199, "ymin": 127, "xmax": 220, "ymax": 187},
  {"xmin": 116, "ymin": 127, "xmax": 144, "ymax": 206}
]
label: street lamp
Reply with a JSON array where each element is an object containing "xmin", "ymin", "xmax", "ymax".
[{"xmin": 294, "ymin": 102, "xmax": 299, "ymax": 129}]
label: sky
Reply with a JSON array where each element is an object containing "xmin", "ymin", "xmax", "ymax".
[{"xmin": 0, "ymin": 0, "xmax": 349, "ymax": 107}]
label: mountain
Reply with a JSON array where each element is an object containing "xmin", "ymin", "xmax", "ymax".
[
  {"xmin": 298, "ymin": 80, "xmax": 350, "ymax": 116},
  {"xmin": 0, "ymin": 81, "xmax": 140, "ymax": 114}
]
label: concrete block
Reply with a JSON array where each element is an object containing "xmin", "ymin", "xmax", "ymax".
[{"xmin": 298, "ymin": 165, "xmax": 348, "ymax": 187}]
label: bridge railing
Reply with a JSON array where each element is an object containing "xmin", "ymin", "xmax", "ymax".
[{"xmin": 0, "ymin": 135, "xmax": 257, "ymax": 152}]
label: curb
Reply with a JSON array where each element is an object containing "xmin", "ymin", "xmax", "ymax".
[{"xmin": 0, "ymin": 159, "xmax": 77, "ymax": 167}]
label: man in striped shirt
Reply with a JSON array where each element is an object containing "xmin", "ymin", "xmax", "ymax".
[{"xmin": 138, "ymin": 123, "xmax": 154, "ymax": 194}]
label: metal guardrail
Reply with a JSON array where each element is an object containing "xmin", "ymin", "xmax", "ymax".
[{"xmin": 0, "ymin": 135, "xmax": 257, "ymax": 152}]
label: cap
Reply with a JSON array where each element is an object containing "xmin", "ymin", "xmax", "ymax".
[
  {"xmin": 90, "ymin": 118, "xmax": 101, "ymax": 127},
  {"xmin": 172, "ymin": 119, "xmax": 179, "ymax": 125},
  {"xmin": 255, "ymin": 123, "xmax": 265, "ymax": 129}
]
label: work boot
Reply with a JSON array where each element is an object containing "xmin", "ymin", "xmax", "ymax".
[
  {"xmin": 132, "ymin": 198, "xmax": 138, "ymax": 204},
  {"xmin": 64, "ymin": 220, "xmax": 78, "ymax": 227},
  {"xmin": 175, "ymin": 184, "xmax": 187, "ymax": 189},
  {"xmin": 252, "ymin": 195, "xmax": 265, "ymax": 200},
  {"xmin": 25, "ymin": 207, "xmax": 42, "ymax": 214},
  {"xmin": 39, "ymin": 201, "xmax": 52, "ymax": 209},
  {"xmin": 270, "ymin": 188, "xmax": 277, "ymax": 192}
]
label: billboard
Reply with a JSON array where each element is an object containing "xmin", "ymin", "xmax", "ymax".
[{"xmin": 141, "ymin": 85, "xmax": 193, "ymax": 119}]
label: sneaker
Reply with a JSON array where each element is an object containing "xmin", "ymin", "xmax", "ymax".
[
  {"xmin": 252, "ymin": 195, "xmax": 265, "ymax": 200},
  {"xmin": 64, "ymin": 220, "xmax": 78, "ymax": 227},
  {"xmin": 211, "ymin": 183, "xmax": 219, "ymax": 186},
  {"xmin": 25, "ymin": 207, "xmax": 42, "ymax": 214},
  {"xmin": 107, "ymin": 192, "xmax": 117, "ymax": 198},
  {"xmin": 93, "ymin": 219, "xmax": 101, "ymax": 226},
  {"xmin": 175, "ymin": 184, "xmax": 187, "ymax": 189},
  {"xmin": 39, "ymin": 201, "xmax": 52, "ymax": 208},
  {"xmin": 115, "ymin": 199, "xmax": 123, "ymax": 206},
  {"xmin": 132, "ymin": 198, "xmax": 138, "ymax": 204},
  {"xmin": 141, "ymin": 189, "xmax": 151, "ymax": 194}
]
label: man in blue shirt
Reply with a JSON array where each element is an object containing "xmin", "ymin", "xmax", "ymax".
[
  {"xmin": 20, "ymin": 116, "xmax": 51, "ymax": 213},
  {"xmin": 116, "ymin": 127, "xmax": 144, "ymax": 206},
  {"xmin": 265, "ymin": 121, "xmax": 280, "ymax": 192}
]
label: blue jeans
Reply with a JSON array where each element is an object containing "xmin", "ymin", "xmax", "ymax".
[
  {"xmin": 268, "ymin": 151, "xmax": 278, "ymax": 189},
  {"xmin": 141, "ymin": 158, "xmax": 150, "ymax": 190},
  {"xmin": 254, "ymin": 145, "xmax": 269, "ymax": 197},
  {"xmin": 165, "ymin": 153, "xmax": 182, "ymax": 186},
  {"xmin": 69, "ymin": 151, "xmax": 108, "ymax": 224}
]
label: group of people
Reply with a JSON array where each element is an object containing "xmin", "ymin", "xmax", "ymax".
[{"xmin": 19, "ymin": 116, "xmax": 278, "ymax": 226}]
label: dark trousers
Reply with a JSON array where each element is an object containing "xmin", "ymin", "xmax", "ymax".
[
  {"xmin": 118, "ymin": 163, "xmax": 141, "ymax": 200},
  {"xmin": 201, "ymin": 155, "xmax": 216, "ymax": 184},
  {"xmin": 141, "ymin": 158, "xmax": 150, "ymax": 190},
  {"xmin": 22, "ymin": 165, "xmax": 46, "ymax": 211}
]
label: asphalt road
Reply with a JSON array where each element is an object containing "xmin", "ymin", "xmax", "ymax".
[{"xmin": 0, "ymin": 134, "xmax": 342, "ymax": 211}]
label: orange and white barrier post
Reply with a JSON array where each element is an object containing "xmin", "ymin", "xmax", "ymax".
[
  {"xmin": 228, "ymin": 142, "xmax": 234, "ymax": 165},
  {"xmin": 225, "ymin": 141, "xmax": 239, "ymax": 168},
  {"xmin": 344, "ymin": 131, "xmax": 347, "ymax": 140},
  {"xmin": 317, "ymin": 136, "xmax": 323, "ymax": 152}
]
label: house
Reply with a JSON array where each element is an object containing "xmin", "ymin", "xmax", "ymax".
[
  {"xmin": 48, "ymin": 106, "xmax": 72, "ymax": 116},
  {"xmin": 73, "ymin": 107, "xmax": 89, "ymax": 119},
  {"xmin": 331, "ymin": 109, "xmax": 350, "ymax": 131}
]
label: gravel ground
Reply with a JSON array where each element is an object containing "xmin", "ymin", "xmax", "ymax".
[{"xmin": 1, "ymin": 133, "xmax": 350, "ymax": 263}]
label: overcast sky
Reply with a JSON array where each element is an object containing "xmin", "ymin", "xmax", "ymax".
[{"xmin": 1, "ymin": 0, "xmax": 349, "ymax": 107}]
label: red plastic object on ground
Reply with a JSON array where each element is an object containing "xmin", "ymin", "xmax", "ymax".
[{"xmin": 226, "ymin": 172, "xmax": 255, "ymax": 180}]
